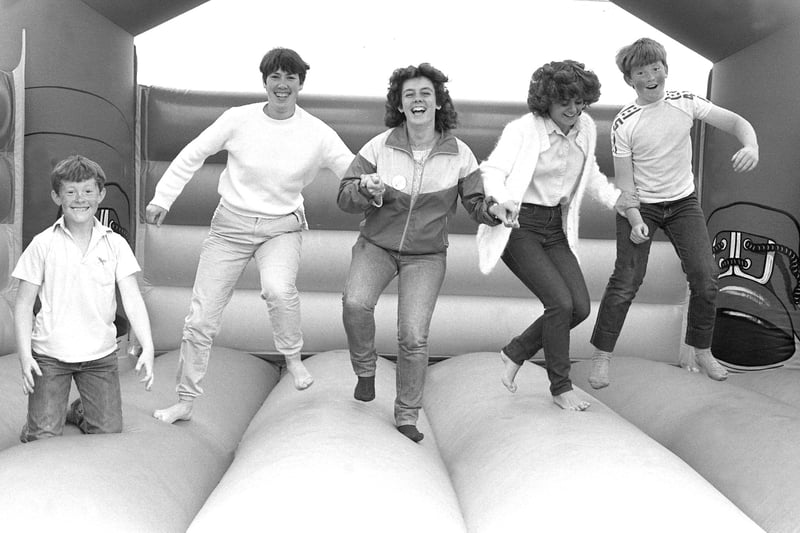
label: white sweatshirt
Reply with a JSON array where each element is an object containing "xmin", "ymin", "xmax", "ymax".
[{"xmin": 150, "ymin": 103, "xmax": 353, "ymax": 218}]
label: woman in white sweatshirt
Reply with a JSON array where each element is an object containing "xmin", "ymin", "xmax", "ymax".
[
  {"xmin": 476, "ymin": 60, "xmax": 636, "ymax": 411},
  {"xmin": 146, "ymin": 48, "xmax": 353, "ymax": 424}
]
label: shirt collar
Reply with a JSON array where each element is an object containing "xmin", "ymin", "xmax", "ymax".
[{"xmin": 544, "ymin": 116, "xmax": 581, "ymax": 137}]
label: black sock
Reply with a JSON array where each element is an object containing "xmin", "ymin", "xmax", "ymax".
[
  {"xmin": 397, "ymin": 425, "xmax": 424, "ymax": 443},
  {"xmin": 354, "ymin": 376, "xmax": 375, "ymax": 402}
]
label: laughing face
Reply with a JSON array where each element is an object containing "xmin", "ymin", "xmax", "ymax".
[
  {"xmin": 399, "ymin": 76, "xmax": 439, "ymax": 128},
  {"xmin": 627, "ymin": 61, "xmax": 667, "ymax": 105},
  {"xmin": 548, "ymin": 97, "xmax": 586, "ymax": 134},
  {"xmin": 264, "ymin": 68, "xmax": 303, "ymax": 119},
  {"xmin": 51, "ymin": 178, "xmax": 105, "ymax": 230}
]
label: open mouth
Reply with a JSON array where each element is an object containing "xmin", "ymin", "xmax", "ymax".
[{"xmin": 410, "ymin": 106, "xmax": 426, "ymax": 116}]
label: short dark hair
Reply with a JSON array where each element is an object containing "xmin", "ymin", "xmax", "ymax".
[
  {"xmin": 527, "ymin": 60, "xmax": 601, "ymax": 116},
  {"xmin": 259, "ymin": 47, "xmax": 310, "ymax": 85},
  {"xmin": 615, "ymin": 38, "xmax": 668, "ymax": 80},
  {"xmin": 384, "ymin": 63, "xmax": 458, "ymax": 132},
  {"xmin": 51, "ymin": 155, "xmax": 106, "ymax": 194}
]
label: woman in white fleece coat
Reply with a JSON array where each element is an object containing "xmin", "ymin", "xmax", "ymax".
[{"xmin": 477, "ymin": 60, "xmax": 636, "ymax": 411}]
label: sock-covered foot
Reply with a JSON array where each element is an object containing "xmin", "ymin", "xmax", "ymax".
[
  {"xmin": 500, "ymin": 350, "xmax": 520, "ymax": 393},
  {"xmin": 397, "ymin": 425, "xmax": 424, "ymax": 443},
  {"xmin": 354, "ymin": 376, "xmax": 375, "ymax": 402},
  {"xmin": 553, "ymin": 390, "xmax": 590, "ymax": 411},
  {"xmin": 153, "ymin": 400, "xmax": 193, "ymax": 424},
  {"xmin": 65, "ymin": 398, "xmax": 84, "ymax": 426},
  {"xmin": 695, "ymin": 349, "xmax": 728, "ymax": 381},
  {"xmin": 285, "ymin": 353, "xmax": 314, "ymax": 390},
  {"xmin": 588, "ymin": 350, "xmax": 612, "ymax": 389}
]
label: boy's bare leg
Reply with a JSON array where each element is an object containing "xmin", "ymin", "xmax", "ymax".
[
  {"xmin": 694, "ymin": 348, "xmax": 728, "ymax": 381},
  {"xmin": 553, "ymin": 390, "xmax": 590, "ymax": 411},
  {"xmin": 588, "ymin": 349, "xmax": 612, "ymax": 389},
  {"xmin": 285, "ymin": 353, "xmax": 314, "ymax": 390},
  {"xmin": 153, "ymin": 399, "xmax": 193, "ymax": 423},
  {"xmin": 500, "ymin": 350, "xmax": 520, "ymax": 393}
]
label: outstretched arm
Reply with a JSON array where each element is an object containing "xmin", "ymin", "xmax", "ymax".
[
  {"xmin": 14, "ymin": 280, "xmax": 41, "ymax": 394},
  {"xmin": 704, "ymin": 106, "xmax": 759, "ymax": 172},
  {"xmin": 118, "ymin": 275, "xmax": 155, "ymax": 391},
  {"xmin": 614, "ymin": 155, "xmax": 649, "ymax": 244}
]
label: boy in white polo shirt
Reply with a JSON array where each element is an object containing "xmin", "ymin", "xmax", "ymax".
[
  {"xmin": 13, "ymin": 155, "xmax": 155, "ymax": 441},
  {"xmin": 588, "ymin": 38, "xmax": 759, "ymax": 388}
]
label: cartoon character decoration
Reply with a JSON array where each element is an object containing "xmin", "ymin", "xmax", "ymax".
[{"xmin": 708, "ymin": 202, "xmax": 800, "ymax": 370}]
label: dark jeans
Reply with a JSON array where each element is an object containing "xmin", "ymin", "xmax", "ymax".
[
  {"xmin": 501, "ymin": 204, "xmax": 590, "ymax": 395},
  {"xmin": 591, "ymin": 193, "xmax": 718, "ymax": 351},
  {"xmin": 20, "ymin": 352, "xmax": 122, "ymax": 442}
]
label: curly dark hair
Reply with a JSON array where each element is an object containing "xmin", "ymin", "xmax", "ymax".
[
  {"xmin": 526, "ymin": 60, "xmax": 601, "ymax": 116},
  {"xmin": 384, "ymin": 63, "xmax": 458, "ymax": 132}
]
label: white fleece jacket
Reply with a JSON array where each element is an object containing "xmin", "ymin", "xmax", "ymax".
[{"xmin": 477, "ymin": 112, "xmax": 620, "ymax": 274}]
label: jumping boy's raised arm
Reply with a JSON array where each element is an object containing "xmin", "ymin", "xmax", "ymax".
[
  {"xmin": 118, "ymin": 274, "xmax": 155, "ymax": 391},
  {"xmin": 703, "ymin": 106, "xmax": 759, "ymax": 173}
]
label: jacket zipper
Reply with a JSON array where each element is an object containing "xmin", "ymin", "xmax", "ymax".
[{"xmin": 397, "ymin": 150, "xmax": 430, "ymax": 253}]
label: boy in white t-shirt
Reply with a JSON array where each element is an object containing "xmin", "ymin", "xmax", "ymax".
[
  {"xmin": 13, "ymin": 155, "xmax": 155, "ymax": 441},
  {"xmin": 588, "ymin": 38, "xmax": 759, "ymax": 388}
]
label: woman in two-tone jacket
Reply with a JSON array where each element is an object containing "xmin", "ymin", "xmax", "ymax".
[
  {"xmin": 476, "ymin": 60, "xmax": 636, "ymax": 411},
  {"xmin": 337, "ymin": 63, "xmax": 498, "ymax": 443}
]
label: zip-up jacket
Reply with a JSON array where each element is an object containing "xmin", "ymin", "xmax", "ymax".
[{"xmin": 338, "ymin": 126, "xmax": 496, "ymax": 254}]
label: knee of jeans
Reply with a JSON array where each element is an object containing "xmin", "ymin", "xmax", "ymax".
[
  {"xmin": 397, "ymin": 329, "xmax": 428, "ymax": 353},
  {"xmin": 342, "ymin": 294, "xmax": 374, "ymax": 316},
  {"xmin": 183, "ymin": 321, "xmax": 215, "ymax": 348},
  {"xmin": 573, "ymin": 299, "xmax": 591, "ymax": 325},
  {"xmin": 261, "ymin": 280, "xmax": 297, "ymax": 304},
  {"xmin": 688, "ymin": 274, "xmax": 718, "ymax": 301},
  {"xmin": 546, "ymin": 294, "xmax": 575, "ymax": 320}
]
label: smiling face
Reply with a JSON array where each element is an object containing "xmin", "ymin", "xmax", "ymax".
[
  {"xmin": 51, "ymin": 178, "xmax": 105, "ymax": 230},
  {"xmin": 627, "ymin": 61, "xmax": 667, "ymax": 105},
  {"xmin": 399, "ymin": 76, "xmax": 439, "ymax": 128},
  {"xmin": 264, "ymin": 68, "xmax": 304, "ymax": 119},
  {"xmin": 547, "ymin": 97, "xmax": 586, "ymax": 134}
]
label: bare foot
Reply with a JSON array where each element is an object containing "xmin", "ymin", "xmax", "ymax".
[
  {"xmin": 553, "ymin": 390, "xmax": 590, "ymax": 411},
  {"xmin": 679, "ymin": 346, "xmax": 700, "ymax": 373},
  {"xmin": 285, "ymin": 353, "xmax": 314, "ymax": 390},
  {"xmin": 153, "ymin": 400, "xmax": 193, "ymax": 424},
  {"xmin": 695, "ymin": 349, "xmax": 728, "ymax": 381},
  {"xmin": 588, "ymin": 351, "xmax": 611, "ymax": 389},
  {"xmin": 500, "ymin": 350, "xmax": 520, "ymax": 393}
]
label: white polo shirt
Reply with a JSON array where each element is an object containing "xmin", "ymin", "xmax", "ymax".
[{"xmin": 12, "ymin": 217, "xmax": 141, "ymax": 363}]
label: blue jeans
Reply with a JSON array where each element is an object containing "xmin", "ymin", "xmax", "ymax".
[
  {"xmin": 501, "ymin": 204, "xmax": 590, "ymax": 395},
  {"xmin": 342, "ymin": 236, "xmax": 446, "ymax": 426},
  {"xmin": 20, "ymin": 352, "xmax": 122, "ymax": 442},
  {"xmin": 592, "ymin": 193, "xmax": 718, "ymax": 351},
  {"xmin": 177, "ymin": 204, "xmax": 304, "ymax": 399}
]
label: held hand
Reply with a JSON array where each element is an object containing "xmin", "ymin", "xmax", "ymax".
[
  {"xmin": 19, "ymin": 355, "xmax": 42, "ymax": 395},
  {"xmin": 499, "ymin": 200, "xmax": 520, "ymax": 228},
  {"xmin": 145, "ymin": 204, "xmax": 168, "ymax": 226},
  {"xmin": 359, "ymin": 173, "xmax": 385, "ymax": 197},
  {"xmin": 731, "ymin": 145, "xmax": 759, "ymax": 173},
  {"xmin": 629, "ymin": 222, "xmax": 650, "ymax": 244},
  {"xmin": 135, "ymin": 348, "xmax": 155, "ymax": 391}
]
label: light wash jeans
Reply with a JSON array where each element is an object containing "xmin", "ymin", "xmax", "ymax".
[
  {"xmin": 21, "ymin": 351, "xmax": 122, "ymax": 442},
  {"xmin": 177, "ymin": 203, "xmax": 303, "ymax": 399},
  {"xmin": 342, "ymin": 236, "xmax": 446, "ymax": 426}
]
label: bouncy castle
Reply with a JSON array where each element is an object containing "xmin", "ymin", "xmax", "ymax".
[{"xmin": 0, "ymin": 1, "xmax": 799, "ymax": 531}]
